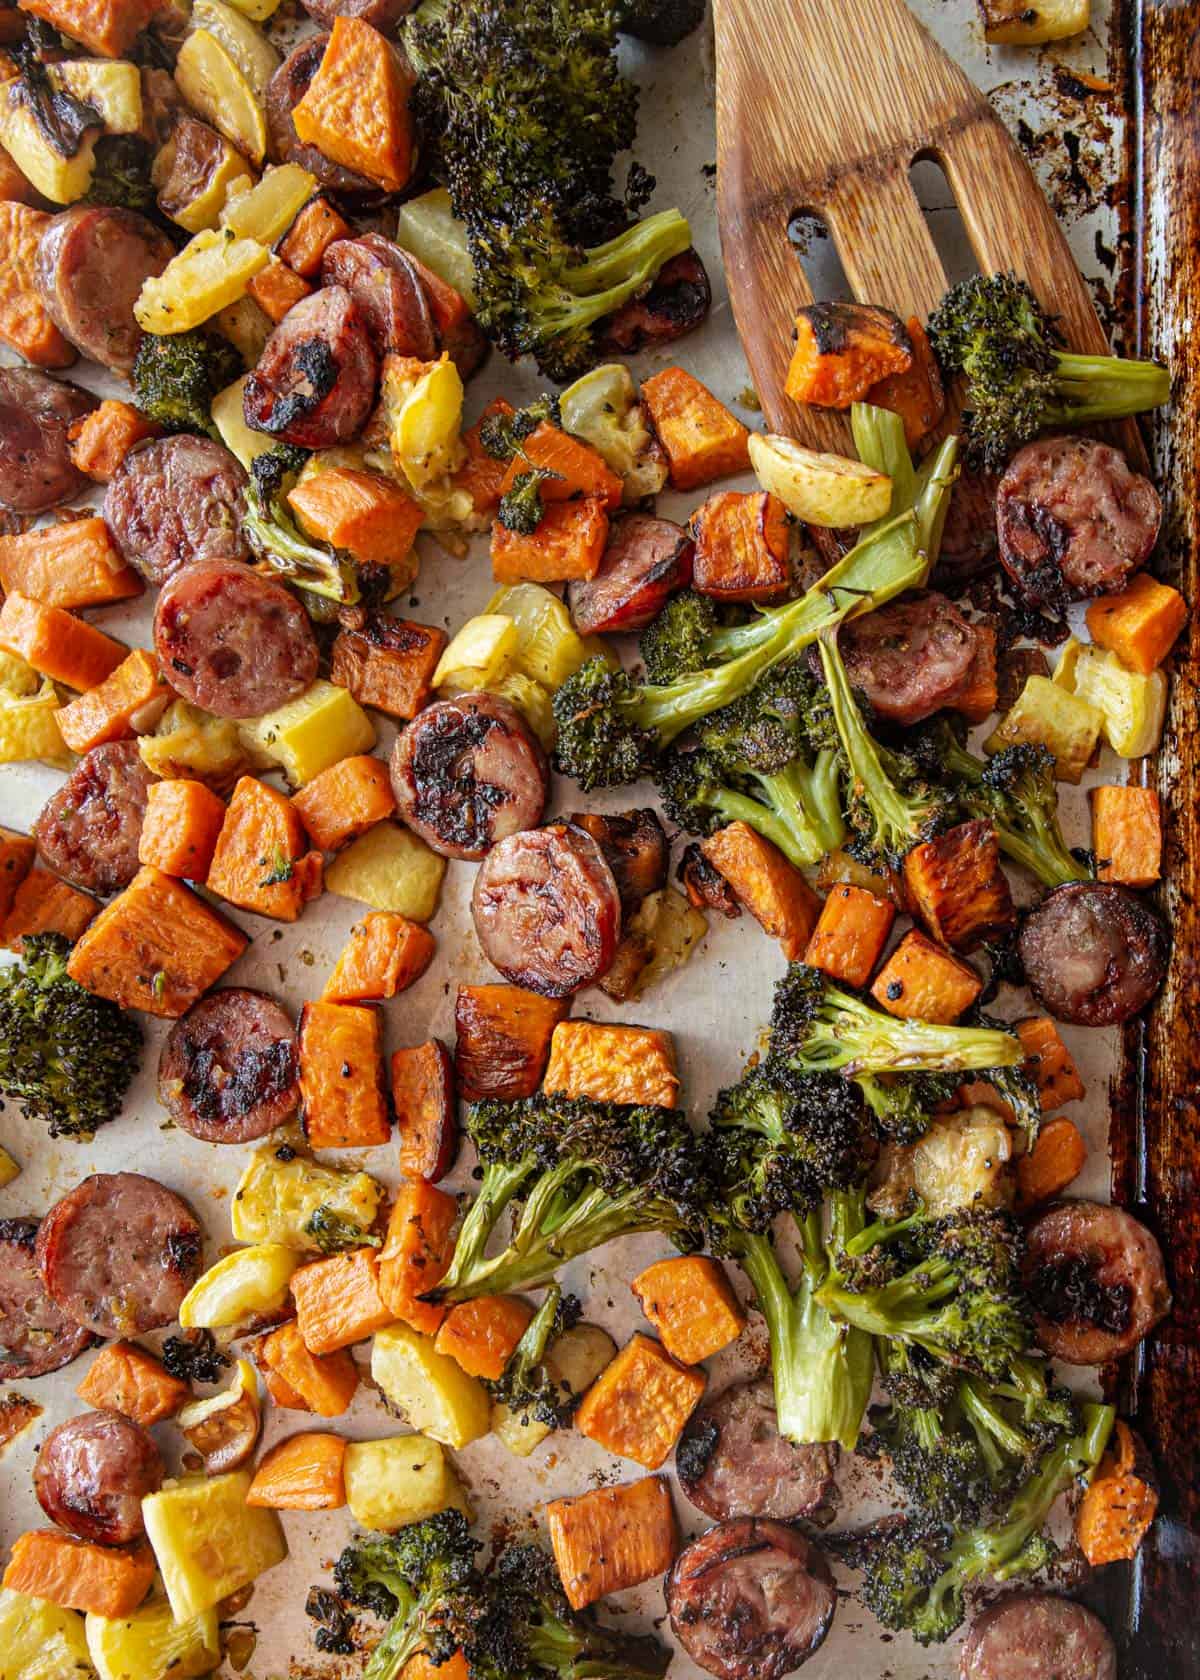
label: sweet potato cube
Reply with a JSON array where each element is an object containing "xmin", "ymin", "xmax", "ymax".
[
  {"xmin": 76, "ymin": 1341, "xmax": 189, "ymax": 1426},
  {"xmin": 631, "ymin": 1257, "xmax": 746, "ymax": 1366},
  {"xmin": 0, "ymin": 518, "xmax": 142, "ymax": 609},
  {"xmin": 252, "ymin": 1320, "xmax": 359, "ymax": 1416},
  {"xmin": 546, "ymin": 1477, "xmax": 677, "ymax": 1610},
  {"xmin": 331, "ymin": 616, "xmax": 448, "ymax": 720},
  {"xmin": 690, "ymin": 490, "xmax": 791, "ymax": 602},
  {"xmin": 288, "ymin": 468, "xmax": 423, "ymax": 568},
  {"xmin": 0, "ymin": 202, "xmax": 74, "ymax": 366},
  {"xmin": 67, "ymin": 399, "xmax": 159, "ymax": 481},
  {"xmin": 0, "ymin": 592, "xmax": 126, "ymax": 691},
  {"xmin": 1015, "ymin": 1016, "xmax": 1085, "ymax": 1110},
  {"xmin": 0, "ymin": 825, "xmax": 35, "ymax": 924},
  {"xmin": 247, "ymin": 1432, "xmax": 347, "ymax": 1509},
  {"xmin": 1086, "ymin": 572, "xmax": 1189, "ymax": 675},
  {"xmin": 639, "ymin": 367, "xmax": 750, "ymax": 492},
  {"xmin": 434, "ymin": 1295, "xmax": 534, "ymax": 1381},
  {"xmin": 3, "ymin": 867, "xmax": 97, "ymax": 951},
  {"xmin": 17, "ymin": 0, "xmax": 159, "ymax": 55},
  {"xmin": 2, "ymin": 1531, "xmax": 155, "ymax": 1617},
  {"xmin": 453, "ymin": 399, "xmax": 514, "ymax": 515},
  {"xmin": 377, "ymin": 1179, "xmax": 458, "ymax": 1336},
  {"xmin": 291, "ymin": 1248, "xmax": 394, "ymax": 1354},
  {"xmin": 54, "ymin": 649, "xmax": 169, "ymax": 754},
  {"xmin": 1091, "ymin": 785, "xmax": 1163, "ymax": 887},
  {"xmin": 323, "ymin": 911, "xmax": 434, "ymax": 1004},
  {"xmin": 291, "ymin": 17, "xmax": 417, "ymax": 193},
  {"xmin": 499, "ymin": 422, "xmax": 623, "ymax": 511},
  {"xmin": 870, "ymin": 929, "xmax": 982, "ymax": 1023},
  {"xmin": 299, "ymin": 1000, "xmax": 390, "ymax": 1148},
  {"xmin": 207, "ymin": 776, "xmax": 322, "ymax": 922},
  {"xmin": 865, "ymin": 315, "xmax": 946, "ymax": 448},
  {"xmin": 391, "ymin": 1040, "xmax": 457, "ymax": 1182},
  {"xmin": 542, "ymin": 1020, "xmax": 679, "ymax": 1108},
  {"xmin": 1074, "ymin": 1419, "xmax": 1158, "ymax": 1566},
  {"xmin": 1015, "ymin": 1115, "xmax": 1087, "ymax": 1210},
  {"xmin": 137, "ymin": 779, "xmax": 227, "ymax": 880},
  {"xmin": 785, "ymin": 302, "xmax": 912, "ymax": 408},
  {"xmin": 247, "ymin": 255, "xmax": 313, "ymax": 323},
  {"xmin": 700, "ymin": 822, "xmax": 821, "ymax": 959},
  {"xmin": 454, "ymin": 984, "xmax": 568, "ymax": 1100},
  {"xmin": 903, "ymin": 820, "xmax": 1016, "ymax": 951},
  {"xmin": 277, "ymin": 196, "xmax": 352, "ymax": 278},
  {"xmin": 949, "ymin": 623, "xmax": 999, "ymax": 726},
  {"xmin": 804, "ymin": 882, "xmax": 895, "ymax": 988},
  {"xmin": 0, "ymin": 142, "xmax": 39, "ymax": 202},
  {"xmin": 66, "ymin": 867, "xmax": 246, "ymax": 1016},
  {"xmin": 491, "ymin": 497, "xmax": 610, "ymax": 585},
  {"xmin": 575, "ymin": 1333, "xmax": 706, "ymax": 1470},
  {"xmin": 404, "ymin": 1657, "xmax": 469, "ymax": 1680},
  {"xmin": 293, "ymin": 754, "xmax": 396, "ymax": 852}
]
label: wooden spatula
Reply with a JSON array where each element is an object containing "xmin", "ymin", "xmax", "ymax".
[{"xmin": 711, "ymin": 0, "xmax": 1116, "ymax": 449}]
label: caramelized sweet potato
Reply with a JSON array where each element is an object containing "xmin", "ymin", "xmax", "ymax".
[
  {"xmin": 246, "ymin": 1431, "xmax": 347, "ymax": 1509},
  {"xmin": 434, "ymin": 1295, "xmax": 533, "ymax": 1381},
  {"xmin": 542, "ymin": 1021, "xmax": 679, "ymax": 1109},
  {"xmin": 869, "ymin": 929, "xmax": 982, "ymax": 1023},
  {"xmin": 1015, "ymin": 1115, "xmax": 1087, "ymax": 1210},
  {"xmin": 2, "ymin": 1530, "xmax": 154, "ymax": 1617},
  {"xmin": 67, "ymin": 400, "xmax": 159, "ymax": 482},
  {"xmin": 1086, "ymin": 572, "xmax": 1189, "ymax": 675},
  {"xmin": 76, "ymin": 1341, "xmax": 190, "ymax": 1426},
  {"xmin": 700, "ymin": 822, "xmax": 821, "ymax": 959},
  {"xmin": 902, "ymin": 819, "xmax": 1016, "ymax": 951},
  {"xmin": 865, "ymin": 315, "xmax": 946, "ymax": 448},
  {"xmin": 293, "ymin": 754, "xmax": 396, "ymax": 853},
  {"xmin": 291, "ymin": 1247, "xmax": 394, "ymax": 1355},
  {"xmin": 0, "ymin": 592, "xmax": 126, "ymax": 691},
  {"xmin": 207, "ymin": 776, "xmax": 323, "ymax": 922},
  {"xmin": 631, "ymin": 1257, "xmax": 746, "ymax": 1365},
  {"xmin": 499, "ymin": 423, "xmax": 623, "ymax": 512},
  {"xmin": 1075, "ymin": 1420, "xmax": 1158, "ymax": 1565},
  {"xmin": 55, "ymin": 649, "xmax": 169, "ymax": 754},
  {"xmin": 803, "ymin": 882, "xmax": 895, "ymax": 988},
  {"xmin": 576, "ymin": 1334, "xmax": 706, "ymax": 1469},
  {"xmin": 16, "ymin": 0, "xmax": 159, "ymax": 56},
  {"xmin": 453, "ymin": 399, "xmax": 513, "ymax": 516},
  {"xmin": 331, "ymin": 616, "xmax": 448, "ymax": 720},
  {"xmin": 785, "ymin": 303, "xmax": 912, "ymax": 409},
  {"xmin": 0, "ymin": 518, "xmax": 142, "ymax": 609},
  {"xmin": 291, "ymin": 18, "xmax": 417, "ymax": 193},
  {"xmin": 378, "ymin": 1179, "xmax": 458, "ymax": 1336},
  {"xmin": 299, "ymin": 1000, "xmax": 390, "ymax": 1149},
  {"xmin": 137, "ymin": 778, "xmax": 227, "ymax": 880},
  {"xmin": 289, "ymin": 468, "xmax": 423, "ymax": 568},
  {"xmin": 0, "ymin": 824, "xmax": 34, "ymax": 924},
  {"xmin": 1015, "ymin": 1016, "xmax": 1085, "ymax": 1109},
  {"xmin": 66, "ymin": 865, "xmax": 248, "ymax": 1016},
  {"xmin": 690, "ymin": 490, "xmax": 791, "ymax": 603},
  {"xmin": 277, "ymin": 197, "xmax": 352, "ymax": 279},
  {"xmin": 3, "ymin": 866, "xmax": 97, "ymax": 951},
  {"xmin": 247, "ymin": 256, "xmax": 313, "ymax": 323},
  {"xmin": 323, "ymin": 911, "xmax": 434, "ymax": 1003},
  {"xmin": 948, "ymin": 624, "xmax": 999, "ymax": 726},
  {"xmin": 0, "ymin": 202, "xmax": 74, "ymax": 366},
  {"xmin": 251, "ymin": 1320, "xmax": 359, "ymax": 1416},
  {"xmin": 639, "ymin": 367, "xmax": 750, "ymax": 491},
  {"xmin": 546, "ymin": 1476, "xmax": 677, "ymax": 1610},
  {"xmin": 491, "ymin": 497, "xmax": 610, "ymax": 585},
  {"xmin": 454, "ymin": 983, "xmax": 568, "ymax": 1101},
  {"xmin": 1091, "ymin": 784, "xmax": 1162, "ymax": 887},
  {"xmin": 391, "ymin": 1040, "xmax": 457, "ymax": 1182}
]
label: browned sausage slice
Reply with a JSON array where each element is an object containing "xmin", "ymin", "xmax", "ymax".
[
  {"xmin": 677, "ymin": 1378, "xmax": 840, "ymax": 1523},
  {"xmin": 1022, "ymin": 1199, "xmax": 1170, "ymax": 1365},
  {"xmin": 666, "ymin": 1518, "xmax": 837, "ymax": 1680},
  {"xmin": 37, "ymin": 1172, "xmax": 203, "ymax": 1338},
  {"xmin": 0, "ymin": 367, "xmax": 97, "ymax": 514},
  {"xmin": 35, "ymin": 206, "xmax": 174, "ymax": 376},
  {"xmin": 34, "ymin": 742, "xmax": 155, "ymax": 897},
  {"xmin": 832, "ymin": 591, "xmax": 978, "ymax": 726},
  {"xmin": 960, "ymin": 1591, "xmax": 1118, "ymax": 1680},
  {"xmin": 265, "ymin": 37, "xmax": 382, "ymax": 198},
  {"xmin": 320, "ymin": 235, "xmax": 437, "ymax": 358},
  {"xmin": 243, "ymin": 286, "xmax": 378, "ymax": 448},
  {"xmin": 35, "ymin": 1410, "xmax": 164, "ymax": 1544},
  {"xmin": 0, "ymin": 1217, "xmax": 94, "ymax": 1381},
  {"xmin": 154, "ymin": 558, "xmax": 319, "ymax": 719},
  {"xmin": 933, "ymin": 465, "xmax": 1000, "ymax": 588},
  {"xmin": 390, "ymin": 693, "xmax": 548, "ymax": 860},
  {"xmin": 104, "ymin": 435, "xmax": 250, "ymax": 586},
  {"xmin": 300, "ymin": 0, "xmax": 414, "ymax": 29},
  {"xmin": 996, "ymin": 436, "xmax": 1161, "ymax": 608},
  {"xmin": 159, "ymin": 989, "xmax": 301, "ymax": 1144},
  {"xmin": 598, "ymin": 249, "xmax": 712, "ymax": 355},
  {"xmin": 1018, "ymin": 882, "xmax": 1168, "ymax": 1027},
  {"xmin": 567, "ymin": 514, "xmax": 694, "ymax": 636},
  {"xmin": 471, "ymin": 824, "xmax": 622, "ymax": 998}
]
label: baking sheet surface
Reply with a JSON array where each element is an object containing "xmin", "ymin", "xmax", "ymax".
[{"xmin": 0, "ymin": 6, "xmax": 1135, "ymax": 1675}]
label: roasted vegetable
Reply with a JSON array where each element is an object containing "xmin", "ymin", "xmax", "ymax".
[
  {"xmin": 131, "ymin": 328, "xmax": 244, "ymax": 437},
  {"xmin": 330, "ymin": 1509, "xmax": 482, "ymax": 1680},
  {"xmin": 242, "ymin": 447, "xmax": 362, "ymax": 605}
]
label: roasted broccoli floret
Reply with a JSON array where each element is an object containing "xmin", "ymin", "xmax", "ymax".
[
  {"xmin": 242, "ymin": 447, "xmax": 362, "ymax": 605},
  {"xmin": 304, "ymin": 1206, "xmax": 383, "ymax": 1254},
  {"xmin": 854, "ymin": 1071, "xmax": 964, "ymax": 1146},
  {"xmin": 131, "ymin": 327, "xmax": 242, "ymax": 437},
  {"xmin": 427, "ymin": 1095, "xmax": 709, "ymax": 1303},
  {"xmin": 928, "ymin": 273, "xmax": 1169, "ymax": 470},
  {"xmin": 854, "ymin": 1403, "xmax": 1115, "ymax": 1643},
  {"xmin": 656, "ymin": 747, "xmax": 831, "ymax": 871},
  {"xmin": 479, "ymin": 394, "xmax": 562, "ymax": 459},
  {"xmin": 332, "ymin": 1510, "xmax": 484, "ymax": 1680},
  {"xmin": 617, "ymin": 0, "xmax": 705, "ymax": 44},
  {"xmin": 84, "ymin": 134, "xmax": 160, "ymax": 215},
  {"xmin": 0, "ymin": 934, "xmax": 141, "ymax": 1139},
  {"xmin": 484, "ymin": 1544, "xmax": 671, "ymax": 1679},
  {"xmin": 305, "ymin": 1586, "xmax": 355, "ymax": 1655},
  {"xmin": 637, "ymin": 588, "xmax": 720, "ymax": 685},
  {"xmin": 485, "ymin": 1284, "xmax": 582, "ymax": 1431},
  {"xmin": 497, "ymin": 467, "xmax": 561, "ymax": 535}
]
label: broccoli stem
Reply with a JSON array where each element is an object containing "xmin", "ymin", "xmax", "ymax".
[
  {"xmin": 792, "ymin": 981, "xmax": 1023, "ymax": 1080},
  {"xmin": 242, "ymin": 489, "xmax": 361, "ymax": 604},
  {"xmin": 362, "ymin": 1587, "xmax": 421, "ymax": 1680},
  {"xmin": 706, "ymin": 776, "xmax": 829, "ymax": 870},
  {"xmin": 851, "ymin": 402, "xmax": 916, "ymax": 533},
  {"xmin": 1043, "ymin": 352, "xmax": 1171, "ymax": 427},
  {"xmin": 946, "ymin": 742, "xmax": 1089, "ymax": 888},
  {"xmin": 527, "ymin": 209, "xmax": 694, "ymax": 354}
]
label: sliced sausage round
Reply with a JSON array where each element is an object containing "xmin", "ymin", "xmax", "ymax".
[
  {"xmin": 321, "ymin": 235, "xmax": 437, "ymax": 358},
  {"xmin": 159, "ymin": 988, "xmax": 301, "ymax": 1144},
  {"xmin": 35, "ymin": 1410, "xmax": 164, "ymax": 1545},
  {"xmin": 0, "ymin": 367, "xmax": 97, "ymax": 514},
  {"xmin": 104, "ymin": 435, "xmax": 250, "ymax": 586},
  {"xmin": 830, "ymin": 591, "xmax": 979, "ymax": 725},
  {"xmin": 996, "ymin": 436, "xmax": 1161, "ymax": 607},
  {"xmin": 391, "ymin": 693, "xmax": 549, "ymax": 861},
  {"xmin": 567, "ymin": 514, "xmax": 694, "ymax": 635},
  {"xmin": 154, "ymin": 558, "xmax": 319, "ymax": 719},
  {"xmin": 1022, "ymin": 1199, "xmax": 1170, "ymax": 1365},
  {"xmin": 960, "ymin": 1591, "xmax": 1117, "ymax": 1680},
  {"xmin": 266, "ymin": 36, "xmax": 384, "ymax": 198},
  {"xmin": 300, "ymin": 0, "xmax": 414, "ymax": 30},
  {"xmin": 666, "ymin": 1519, "xmax": 837, "ymax": 1680},
  {"xmin": 598, "ymin": 249, "xmax": 712, "ymax": 355},
  {"xmin": 934, "ymin": 465, "xmax": 1000, "ymax": 587},
  {"xmin": 1018, "ymin": 882, "xmax": 1168, "ymax": 1027},
  {"xmin": 0, "ymin": 1218, "xmax": 94, "ymax": 1381},
  {"xmin": 35, "ymin": 206, "xmax": 174, "ymax": 376},
  {"xmin": 471, "ymin": 824, "xmax": 622, "ymax": 998},
  {"xmin": 34, "ymin": 742, "xmax": 155, "ymax": 897},
  {"xmin": 243, "ymin": 286, "xmax": 378, "ymax": 449},
  {"xmin": 677, "ymin": 1378, "xmax": 840, "ymax": 1523},
  {"xmin": 36, "ymin": 1172, "xmax": 203, "ymax": 1338}
]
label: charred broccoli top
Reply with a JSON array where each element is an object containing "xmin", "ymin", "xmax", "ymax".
[
  {"xmin": 333, "ymin": 1510, "xmax": 484, "ymax": 1680},
  {"xmin": 243, "ymin": 447, "xmax": 362, "ymax": 605},
  {"xmin": 485, "ymin": 1284, "xmax": 582, "ymax": 1431},
  {"xmin": 131, "ymin": 327, "xmax": 242, "ymax": 438}
]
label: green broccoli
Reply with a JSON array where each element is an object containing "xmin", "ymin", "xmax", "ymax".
[
  {"xmin": 928, "ymin": 273, "xmax": 1169, "ymax": 470},
  {"xmin": 497, "ymin": 467, "xmax": 562, "ymax": 535},
  {"xmin": 484, "ymin": 1284, "xmax": 582, "ymax": 1432},
  {"xmin": 131, "ymin": 328, "xmax": 243, "ymax": 438},
  {"xmin": 483, "ymin": 1544, "xmax": 671, "ymax": 1679},
  {"xmin": 304, "ymin": 1206, "xmax": 383, "ymax": 1254},
  {"xmin": 0, "ymin": 934, "xmax": 141, "ymax": 1139},
  {"xmin": 84, "ymin": 135, "xmax": 161, "ymax": 216},
  {"xmin": 242, "ymin": 447, "xmax": 363, "ymax": 605},
  {"xmin": 617, "ymin": 0, "xmax": 705, "ymax": 43},
  {"xmin": 479, "ymin": 395, "xmax": 562, "ymax": 460}
]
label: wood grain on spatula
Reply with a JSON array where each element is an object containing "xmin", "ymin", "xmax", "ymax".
[{"xmin": 711, "ymin": 0, "xmax": 1116, "ymax": 445}]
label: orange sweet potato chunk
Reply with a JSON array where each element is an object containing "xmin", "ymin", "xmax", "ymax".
[
  {"xmin": 499, "ymin": 423, "xmax": 623, "ymax": 511},
  {"xmin": 690, "ymin": 490, "xmax": 791, "ymax": 603},
  {"xmin": 18, "ymin": 0, "xmax": 160, "ymax": 56},
  {"xmin": 207, "ymin": 776, "xmax": 322, "ymax": 922},
  {"xmin": 491, "ymin": 497, "xmax": 610, "ymax": 585},
  {"xmin": 575, "ymin": 1333, "xmax": 706, "ymax": 1469},
  {"xmin": 291, "ymin": 18, "xmax": 417, "ymax": 193},
  {"xmin": 639, "ymin": 367, "xmax": 750, "ymax": 492},
  {"xmin": 277, "ymin": 197, "xmax": 353, "ymax": 278},
  {"xmin": 0, "ymin": 825, "xmax": 35, "ymax": 923},
  {"xmin": 247, "ymin": 1432, "xmax": 347, "ymax": 1509},
  {"xmin": 434, "ymin": 1295, "xmax": 533, "ymax": 1381},
  {"xmin": 247, "ymin": 256, "xmax": 313, "ymax": 323},
  {"xmin": 378, "ymin": 1179, "xmax": 458, "ymax": 1336},
  {"xmin": 700, "ymin": 822, "xmax": 821, "ymax": 959},
  {"xmin": 137, "ymin": 779, "xmax": 227, "ymax": 880},
  {"xmin": 0, "ymin": 201, "xmax": 75, "ymax": 366},
  {"xmin": 330, "ymin": 616, "xmax": 447, "ymax": 720},
  {"xmin": 546, "ymin": 1476, "xmax": 677, "ymax": 1610},
  {"xmin": 292, "ymin": 754, "xmax": 396, "ymax": 852},
  {"xmin": 322, "ymin": 911, "xmax": 434, "ymax": 1003},
  {"xmin": 0, "ymin": 518, "xmax": 142, "ymax": 609},
  {"xmin": 67, "ymin": 399, "xmax": 160, "ymax": 481},
  {"xmin": 76, "ymin": 1341, "xmax": 189, "ymax": 1426},
  {"xmin": 290, "ymin": 1248, "xmax": 394, "ymax": 1355},
  {"xmin": 785, "ymin": 303, "xmax": 912, "ymax": 408},
  {"xmin": 299, "ymin": 1000, "xmax": 390, "ymax": 1148},
  {"xmin": 542, "ymin": 1021, "xmax": 679, "ymax": 1109},
  {"xmin": 631, "ymin": 1257, "xmax": 746, "ymax": 1365},
  {"xmin": 3, "ymin": 867, "xmax": 97, "ymax": 951},
  {"xmin": 804, "ymin": 883, "xmax": 895, "ymax": 989},
  {"xmin": 253, "ymin": 1320, "xmax": 359, "ymax": 1416},
  {"xmin": 3, "ymin": 1530, "xmax": 155, "ymax": 1617},
  {"xmin": 870, "ymin": 929, "xmax": 982, "ymax": 1023},
  {"xmin": 0, "ymin": 592, "xmax": 126, "ymax": 691},
  {"xmin": 288, "ymin": 468, "xmax": 423, "ymax": 568},
  {"xmin": 54, "ymin": 650, "xmax": 169, "ymax": 754}
]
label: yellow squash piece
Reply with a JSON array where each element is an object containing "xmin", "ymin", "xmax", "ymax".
[
  {"xmin": 178, "ymin": 1243, "xmax": 299, "ymax": 1329},
  {"xmin": 216, "ymin": 0, "xmax": 281, "ymax": 24},
  {"xmin": 748, "ymin": 432, "xmax": 893, "ymax": 527},
  {"xmin": 1060, "ymin": 641, "xmax": 1167, "ymax": 759},
  {"xmin": 211, "ymin": 375, "xmax": 278, "ymax": 469},
  {"xmin": 434, "ymin": 615, "xmax": 519, "ymax": 690},
  {"xmin": 485, "ymin": 581, "xmax": 602, "ymax": 688},
  {"xmin": 219, "ymin": 162, "xmax": 317, "ymax": 243},
  {"xmin": 560, "ymin": 362, "xmax": 668, "ymax": 503},
  {"xmin": 154, "ymin": 129, "xmax": 254, "ymax": 233},
  {"xmin": 138, "ymin": 698, "xmax": 264, "ymax": 789},
  {"xmin": 371, "ymin": 1324, "xmax": 492, "ymax": 1449},
  {"xmin": 0, "ymin": 88, "xmax": 96, "ymax": 203},
  {"xmin": 983, "ymin": 673, "xmax": 1103, "ymax": 785},
  {"xmin": 142, "ymin": 1470, "xmax": 286, "ymax": 1623},
  {"xmin": 0, "ymin": 677, "xmax": 71, "ymax": 768},
  {"xmin": 343, "ymin": 1435, "xmax": 472, "ymax": 1532},
  {"xmin": 174, "ymin": 29, "xmax": 268, "ymax": 166},
  {"xmin": 191, "ymin": 0, "xmax": 280, "ymax": 97},
  {"xmin": 0, "ymin": 1587, "xmax": 90, "ymax": 1680},
  {"xmin": 980, "ymin": 0, "xmax": 1089, "ymax": 42},
  {"xmin": 86, "ymin": 1598, "xmax": 219, "ymax": 1680},
  {"xmin": 49, "ymin": 60, "xmax": 142, "ymax": 134},
  {"xmin": 325, "ymin": 821, "xmax": 446, "ymax": 921},
  {"xmin": 384, "ymin": 354, "xmax": 466, "ymax": 492},
  {"xmin": 394, "ymin": 188, "xmax": 477, "ymax": 304},
  {"xmin": 492, "ymin": 1325, "xmax": 616, "ymax": 1458},
  {"xmin": 135, "ymin": 225, "xmax": 269, "ymax": 333},
  {"xmin": 0, "ymin": 1145, "xmax": 19, "ymax": 1188},
  {"xmin": 231, "ymin": 1142, "xmax": 384, "ymax": 1248},
  {"xmin": 213, "ymin": 294, "xmax": 274, "ymax": 366},
  {"xmin": 237, "ymin": 679, "xmax": 375, "ymax": 786}
]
